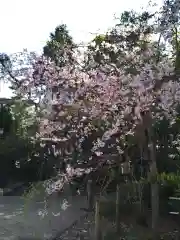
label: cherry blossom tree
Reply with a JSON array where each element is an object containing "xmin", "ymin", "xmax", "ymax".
[{"xmin": 2, "ymin": 0, "xmax": 180, "ymax": 236}]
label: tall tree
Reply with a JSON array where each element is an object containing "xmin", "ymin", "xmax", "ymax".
[
  {"xmin": 43, "ymin": 24, "xmax": 76, "ymax": 67},
  {"xmin": 84, "ymin": 9, "xmax": 167, "ymax": 75}
]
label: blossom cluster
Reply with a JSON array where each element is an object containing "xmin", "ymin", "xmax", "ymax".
[{"xmin": 19, "ymin": 42, "xmax": 180, "ymax": 170}]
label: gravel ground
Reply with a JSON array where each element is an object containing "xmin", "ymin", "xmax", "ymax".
[{"xmin": 54, "ymin": 212, "xmax": 95, "ymax": 240}]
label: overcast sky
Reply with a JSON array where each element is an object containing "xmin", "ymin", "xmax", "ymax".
[{"xmin": 0, "ymin": 0, "xmax": 162, "ymax": 98}]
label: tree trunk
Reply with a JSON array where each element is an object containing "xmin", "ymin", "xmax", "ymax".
[
  {"xmin": 87, "ymin": 179, "xmax": 93, "ymax": 210},
  {"xmin": 151, "ymin": 182, "xmax": 159, "ymax": 239},
  {"xmin": 149, "ymin": 130, "xmax": 159, "ymax": 240},
  {"xmin": 116, "ymin": 183, "xmax": 121, "ymax": 233},
  {"xmin": 95, "ymin": 199, "xmax": 101, "ymax": 240}
]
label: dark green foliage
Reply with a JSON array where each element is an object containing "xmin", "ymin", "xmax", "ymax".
[
  {"xmin": 168, "ymin": 197, "xmax": 180, "ymax": 214},
  {"xmin": 0, "ymin": 53, "xmax": 12, "ymax": 79},
  {"xmin": 85, "ymin": 9, "xmax": 158, "ymax": 72},
  {"xmin": 0, "ymin": 135, "xmax": 59, "ymax": 186},
  {"xmin": 0, "ymin": 105, "xmax": 13, "ymax": 137},
  {"xmin": 43, "ymin": 24, "xmax": 76, "ymax": 67}
]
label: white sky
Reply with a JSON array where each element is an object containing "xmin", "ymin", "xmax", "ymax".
[{"xmin": 0, "ymin": 0, "xmax": 162, "ymax": 98}]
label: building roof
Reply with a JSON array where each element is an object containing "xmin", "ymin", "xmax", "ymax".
[{"xmin": 0, "ymin": 98, "xmax": 36, "ymax": 105}]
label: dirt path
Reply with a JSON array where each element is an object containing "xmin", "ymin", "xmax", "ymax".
[{"xmin": 0, "ymin": 194, "xmax": 87, "ymax": 239}]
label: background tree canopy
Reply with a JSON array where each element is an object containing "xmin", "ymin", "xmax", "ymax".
[{"xmin": 43, "ymin": 24, "xmax": 76, "ymax": 67}]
